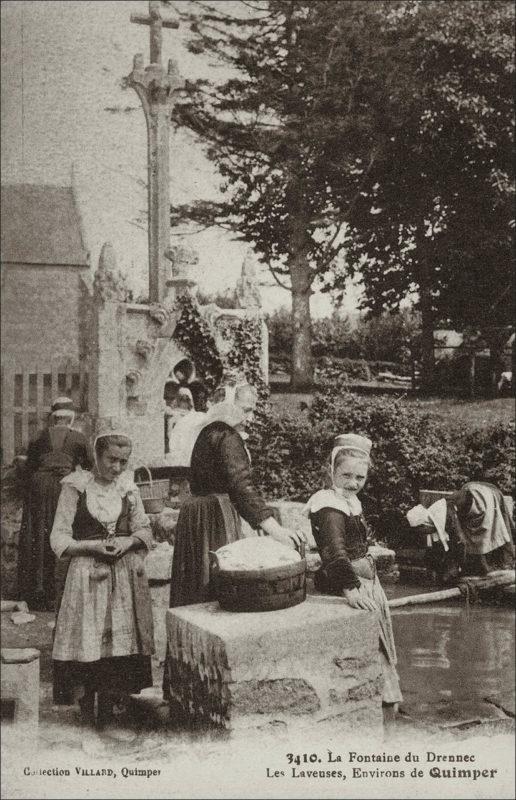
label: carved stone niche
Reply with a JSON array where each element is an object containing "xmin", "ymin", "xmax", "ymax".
[
  {"xmin": 165, "ymin": 245, "xmax": 199, "ymax": 279},
  {"xmin": 126, "ymin": 368, "xmax": 142, "ymax": 400},
  {"xmin": 149, "ymin": 303, "xmax": 169, "ymax": 327},
  {"xmin": 135, "ymin": 339, "xmax": 154, "ymax": 359}
]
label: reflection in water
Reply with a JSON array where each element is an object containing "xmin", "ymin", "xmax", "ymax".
[{"xmin": 392, "ymin": 604, "xmax": 514, "ymax": 704}]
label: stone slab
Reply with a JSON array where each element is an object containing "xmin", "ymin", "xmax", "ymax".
[
  {"xmin": 368, "ymin": 543, "xmax": 396, "ymax": 564},
  {"xmin": 1, "ymin": 648, "xmax": 40, "ymax": 743},
  {"xmin": 1, "ymin": 648, "xmax": 40, "ymax": 664},
  {"xmin": 401, "ymin": 698, "xmax": 510, "ymax": 729},
  {"xmin": 0, "ymin": 601, "xmax": 28, "ymax": 613},
  {"xmin": 166, "ymin": 595, "xmax": 383, "ymax": 734},
  {"xmin": 10, "ymin": 612, "xmax": 36, "ymax": 625},
  {"xmin": 484, "ymin": 690, "xmax": 515, "ymax": 718},
  {"xmin": 145, "ymin": 541, "xmax": 174, "ymax": 582}
]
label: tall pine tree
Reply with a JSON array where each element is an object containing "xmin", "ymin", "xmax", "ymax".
[{"xmin": 169, "ymin": 0, "xmax": 421, "ymax": 387}]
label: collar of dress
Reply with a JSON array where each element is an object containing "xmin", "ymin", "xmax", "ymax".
[
  {"xmin": 61, "ymin": 467, "xmax": 137, "ymax": 497},
  {"xmin": 303, "ymin": 488, "xmax": 362, "ymax": 517}
]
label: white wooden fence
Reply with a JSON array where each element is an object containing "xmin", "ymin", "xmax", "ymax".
[{"xmin": 1, "ymin": 360, "xmax": 89, "ymax": 465}]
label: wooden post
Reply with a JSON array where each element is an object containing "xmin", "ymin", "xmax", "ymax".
[
  {"xmin": 1, "ymin": 365, "xmax": 15, "ymax": 465},
  {"xmin": 469, "ymin": 352, "xmax": 476, "ymax": 398},
  {"xmin": 389, "ymin": 588, "xmax": 462, "ymax": 608},
  {"xmin": 36, "ymin": 370, "xmax": 44, "ymax": 434},
  {"xmin": 21, "ymin": 370, "xmax": 28, "ymax": 456}
]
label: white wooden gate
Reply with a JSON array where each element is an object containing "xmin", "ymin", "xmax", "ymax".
[{"xmin": 1, "ymin": 360, "xmax": 89, "ymax": 465}]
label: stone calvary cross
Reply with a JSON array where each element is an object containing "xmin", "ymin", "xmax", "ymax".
[{"xmin": 124, "ymin": 1, "xmax": 183, "ymax": 303}]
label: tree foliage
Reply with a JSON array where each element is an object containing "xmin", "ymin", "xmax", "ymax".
[
  {"xmin": 343, "ymin": 0, "xmax": 514, "ymax": 386},
  {"xmin": 169, "ymin": 0, "xmax": 514, "ymax": 388},
  {"xmin": 169, "ymin": 0, "xmax": 427, "ymax": 385}
]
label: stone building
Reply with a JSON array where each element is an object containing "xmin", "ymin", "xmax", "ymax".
[
  {"xmin": 1, "ymin": 183, "xmax": 90, "ymax": 364},
  {"xmin": 0, "ymin": 195, "xmax": 267, "ymax": 467},
  {"xmin": 1, "ymin": 183, "xmax": 91, "ymax": 462}
]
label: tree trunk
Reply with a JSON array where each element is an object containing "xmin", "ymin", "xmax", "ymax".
[
  {"xmin": 484, "ymin": 328, "xmax": 507, "ymax": 398},
  {"xmin": 419, "ymin": 291, "xmax": 435, "ymax": 395},
  {"xmin": 290, "ymin": 253, "xmax": 313, "ymax": 390},
  {"xmin": 417, "ymin": 239, "xmax": 435, "ymax": 395}
]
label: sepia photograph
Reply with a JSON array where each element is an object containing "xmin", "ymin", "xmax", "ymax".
[{"xmin": 0, "ymin": 1, "xmax": 514, "ymax": 798}]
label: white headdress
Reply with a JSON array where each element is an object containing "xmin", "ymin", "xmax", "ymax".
[{"xmin": 51, "ymin": 396, "xmax": 75, "ymax": 427}]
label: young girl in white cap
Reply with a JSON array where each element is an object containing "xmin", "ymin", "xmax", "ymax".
[
  {"xmin": 50, "ymin": 428, "xmax": 154, "ymax": 731},
  {"xmin": 305, "ymin": 433, "xmax": 402, "ymax": 715}
]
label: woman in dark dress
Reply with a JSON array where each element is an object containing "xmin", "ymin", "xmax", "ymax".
[
  {"xmin": 169, "ymin": 382, "xmax": 303, "ymax": 607},
  {"xmin": 164, "ymin": 383, "xmax": 303, "ymax": 703},
  {"xmin": 17, "ymin": 397, "xmax": 92, "ymax": 610}
]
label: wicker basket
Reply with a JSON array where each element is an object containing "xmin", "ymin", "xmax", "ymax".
[
  {"xmin": 212, "ymin": 542, "xmax": 307, "ymax": 613},
  {"xmin": 135, "ymin": 465, "xmax": 168, "ymax": 514}
]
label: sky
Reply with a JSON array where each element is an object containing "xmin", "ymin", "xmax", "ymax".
[{"xmin": 1, "ymin": 0, "xmax": 363, "ymax": 317}]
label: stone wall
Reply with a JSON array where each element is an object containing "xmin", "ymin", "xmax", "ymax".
[{"xmin": 0, "ymin": 491, "xmax": 22, "ymax": 601}]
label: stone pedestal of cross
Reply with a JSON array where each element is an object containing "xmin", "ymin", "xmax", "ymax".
[{"xmin": 124, "ymin": 1, "xmax": 183, "ymax": 304}]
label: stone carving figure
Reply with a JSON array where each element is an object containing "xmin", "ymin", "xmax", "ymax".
[
  {"xmin": 94, "ymin": 243, "xmax": 132, "ymax": 303},
  {"xmin": 235, "ymin": 251, "xmax": 262, "ymax": 309}
]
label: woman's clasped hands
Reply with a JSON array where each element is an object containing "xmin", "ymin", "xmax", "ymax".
[{"xmin": 89, "ymin": 538, "xmax": 136, "ymax": 562}]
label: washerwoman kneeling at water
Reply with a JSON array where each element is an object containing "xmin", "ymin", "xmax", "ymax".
[{"xmin": 304, "ymin": 433, "xmax": 402, "ymax": 718}]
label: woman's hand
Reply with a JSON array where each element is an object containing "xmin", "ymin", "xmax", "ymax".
[
  {"xmin": 87, "ymin": 542, "xmax": 119, "ymax": 562},
  {"xmin": 343, "ymin": 587, "xmax": 377, "ymax": 611},
  {"xmin": 271, "ymin": 527, "xmax": 305, "ymax": 550},
  {"xmin": 106, "ymin": 537, "xmax": 139, "ymax": 560},
  {"xmin": 260, "ymin": 517, "xmax": 306, "ymax": 550}
]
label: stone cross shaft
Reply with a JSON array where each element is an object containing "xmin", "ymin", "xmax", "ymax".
[
  {"xmin": 130, "ymin": 0, "xmax": 179, "ymax": 65},
  {"xmin": 125, "ymin": 1, "xmax": 182, "ymax": 303}
]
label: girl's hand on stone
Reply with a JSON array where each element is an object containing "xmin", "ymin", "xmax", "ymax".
[{"xmin": 343, "ymin": 587, "xmax": 377, "ymax": 611}]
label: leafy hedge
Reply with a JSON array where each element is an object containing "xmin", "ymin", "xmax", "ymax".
[
  {"xmin": 250, "ymin": 390, "xmax": 514, "ymax": 530},
  {"xmin": 266, "ymin": 308, "xmax": 421, "ymax": 364},
  {"xmin": 271, "ymin": 355, "xmax": 411, "ymax": 383}
]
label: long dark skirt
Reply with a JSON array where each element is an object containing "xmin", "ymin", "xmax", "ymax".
[
  {"xmin": 164, "ymin": 494, "xmax": 241, "ymax": 701},
  {"xmin": 169, "ymin": 494, "xmax": 242, "ymax": 608},
  {"xmin": 18, "ymin": 470, "xmax": 63, "ymax": 610},
  {"xmin": 53, "ymin": 655, "xmax": 153, "ymax": 705}
]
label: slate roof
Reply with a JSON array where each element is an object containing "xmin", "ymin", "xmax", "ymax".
[{"xmin": 1, "ymin": 183, "xmax": 89, "ymax": 266}]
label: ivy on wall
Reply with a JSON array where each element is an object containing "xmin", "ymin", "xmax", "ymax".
[
  {"xmin": 219, "ymin": 316, "xmax": 270, "ymax": 452},
  {"xmin": 173, "ymin": 295, "xmax": 268, "ymax": 400},
  {"xmin": 220, "ymin": 317, "xmax": 268, "ymax": 400},
  {"xmin": 173, "ymin": 295, "xmax": 224, "ymax": 398}
]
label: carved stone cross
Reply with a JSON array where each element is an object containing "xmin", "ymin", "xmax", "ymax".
[
  {"xmin": 130, "ymin": 0, "xmax": 179, "ymax": 65},
  {"xmin": 125, "ymin": 1, "xmax": 182, "ymax": 304}
]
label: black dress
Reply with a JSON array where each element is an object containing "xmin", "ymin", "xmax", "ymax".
[
  {"xmin": 169, "ymin": 420, "xmax": 274, "ymax": 608},
  {"xmin": 164, "ymin": 421, "xmax": 276, "ymax": 703},
  {"xmin": 17, "ymin": 427, "xmax": 92, "ymax": 610},
  {"xmin": 309, "ymin": 501, "xmax": 403, "ymax": 704}
]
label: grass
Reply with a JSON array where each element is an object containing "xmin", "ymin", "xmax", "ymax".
[
  {"xmin": 270, "ymin": 392, "xmax": 514, "ymax": 428},
  {"xmin": 406, "ymin": 396, "xmax": 515, "ymax": 427}
]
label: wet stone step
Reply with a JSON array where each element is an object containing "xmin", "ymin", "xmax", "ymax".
[
  {"xmin": 484, "ymin": 690, "xmax": 515, "ymax": 718},
  {"xmin": 401, "ymin": 698, "xmax": 509, "ymax": 729}
]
